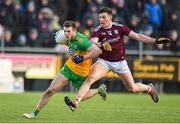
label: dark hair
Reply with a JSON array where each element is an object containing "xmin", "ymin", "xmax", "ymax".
[
  {"xmin": 63, "ymin": 20, "xmax": 77, "ymax": 30},
  {"xmin": 98, "ymin": 7, "xmax": 112, "ymax": 15}
]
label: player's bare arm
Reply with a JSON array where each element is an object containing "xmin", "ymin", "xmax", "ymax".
[
  {"xmin": 83, "ymin": 43, "xmax": 102, "ymax": 60},
  {"xmin": 129, "ymin": 31, "xmax": 156, "ymax": 43},
  {"xmin": 90, "ymin": 37, "xmax": 101, "ymax": 47},
  {"xmin": 90, "ymin": 37, "xmax": 112, "ymax": 51},
  {"xmin": 129, "ymin": 31, "xmax": 170, "ymax": 44}
]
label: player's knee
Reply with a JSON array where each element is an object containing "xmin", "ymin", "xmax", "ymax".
[
  {"xmin": 86, "ymin": 75, "xmax": 96, "ymax": 85},
  {"xmin": 45, "ymin": 87, "xmax": 56, "ymax": 96}
]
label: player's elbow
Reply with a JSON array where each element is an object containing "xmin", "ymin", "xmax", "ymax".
[
  {"xmin": 94, "ymin": 44, "xmax": 102, "ymax": 55},
  {"xmin": 45, "ymin": 87, "xmax": 56, "ymax": 96},
  {"xmin": 129, "ymin": 31, "xmax": 141, "ymax": 42},
  {"xmin": 91, "ymin": 43, "xmax": 102, "ymax": 56},
  {"xmin": 96, "ymin": 47, "xmax": 102, "ymax": 55},
  {"xmin": 86, "ymin": 76, "xmax": 96, "ymax": 85}
]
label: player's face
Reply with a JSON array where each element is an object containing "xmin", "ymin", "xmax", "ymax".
[
  {"xmin": 99, "ymin": 12, "xmax": 112, "ymax": 28},
  {"xmin": 63, "ymin": 27, "xmax": 76, "ymax": 40}
]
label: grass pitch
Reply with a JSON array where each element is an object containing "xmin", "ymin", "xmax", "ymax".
[{"xmin": 0, "ymin": 92, "xmax": 180, "ymax": 123}]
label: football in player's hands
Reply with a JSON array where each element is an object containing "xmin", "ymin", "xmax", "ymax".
[{"xmin": 54, "ymin": 30, "xmax": 67, "ymax": 44}]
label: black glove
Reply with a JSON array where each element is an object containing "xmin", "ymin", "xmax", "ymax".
[
  {"xmin": 72, "ymin": 55, "xmax": 84, "ymax": 64},
  {"xmin": 156, "ymin": 37, "xmax": 170, "ymax": 44}
]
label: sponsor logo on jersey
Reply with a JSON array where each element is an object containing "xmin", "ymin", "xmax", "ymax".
[{"xmin": 101, "ymin": 32, "xmax": 106, "ymax": 35}]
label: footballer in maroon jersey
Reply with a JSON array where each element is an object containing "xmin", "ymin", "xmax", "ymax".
[
  {"xmin": 65, "ymin": 7, "xmax": 171, "ymax": 110},
  {"xmin": 92, "ymin": 22, "xmax": 131, "ymax": 61}
]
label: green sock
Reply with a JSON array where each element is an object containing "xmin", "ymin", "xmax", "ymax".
[{"xmin": 33, "ymin": 109, "xmax": 40, "ymax": 116}]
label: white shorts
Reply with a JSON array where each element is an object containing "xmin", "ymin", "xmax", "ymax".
[{"xmin": 96, "ymin": 58, "xmax": 130, "ymax": 74}]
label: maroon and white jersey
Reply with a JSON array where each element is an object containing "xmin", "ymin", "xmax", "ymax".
[{"xmin": 92, "ymin": 22, "xmax": 131, "ymax": 62}]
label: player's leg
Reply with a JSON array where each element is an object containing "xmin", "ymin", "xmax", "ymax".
[
  {"xmin": 117, "ymin": 66, "xmax": 159, "ymax": 103},
  {"xmin": 65, "ymin": 84, "xmax": 107, "ymax": 112},
  {"xmin": 82, "ymin": 84, "xmax": 107, "ymax": 101},
  {"xmin": 65, "ymin": 61, "xmax": 108, "ymax": 111},
  {"xmin": 36, "ymin": 74, "xmax": 69, "ymax": 110},
  {"xmin": 64, "ymin": 62, "xmax": 109, "ymax": 111},
  {"xmin": 75, "ymin": 62, "xmax": 109, "ymax": 104},
  {"xmin": 118, "ymin": 71, "xmax": 149, "ymax": 92},
  {"xmin": 23, "ymin": 73, "xmax": 69, "ymax": 119},
  {"xmin": 110, "ymin": 60, "xmax": 158, "ymax": 103},
  {"xmin": 81, "ymin": 89, "xmax": 97, "ymax": 101}
]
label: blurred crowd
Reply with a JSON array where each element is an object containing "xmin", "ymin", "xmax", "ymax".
[{"xmin": 0, "ymin": 0, "xmax": 179, "ymax": 51}]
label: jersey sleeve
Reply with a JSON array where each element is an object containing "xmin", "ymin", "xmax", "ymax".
[
  {"xmin": 119, "ymin": 25, "xmax": 131, "ymax": 36},
  {"xmin": 79, "ymin": 37, "xmax": 92, "ymax": 50},
  {"xmin": 92, "ymin": 27, "xmax": 100, "ymax": 38}
]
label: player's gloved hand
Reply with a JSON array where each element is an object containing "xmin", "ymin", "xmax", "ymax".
[
  {"xmin": 101, "ymin": 41, "xmax": 112, "ymax": 51},
  {"xmin": 72, "ymin": 55, "xmax": 84, "ymax": 64},
  {"xmin": 156, "ymin": 37, "xmax": 170, "ymax": 44}
]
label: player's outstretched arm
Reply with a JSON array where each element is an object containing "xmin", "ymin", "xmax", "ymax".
[{"xmin": 129, "ymin": 31, "xmax": 170, "ymax": 44}]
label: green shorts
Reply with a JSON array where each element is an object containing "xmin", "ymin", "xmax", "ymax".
[{"xmin": 60, "ymin": 64, "xmax": 87, "ymax": 89}]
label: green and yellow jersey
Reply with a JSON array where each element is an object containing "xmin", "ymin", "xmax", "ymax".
[{"xmin": 66, "ymin": 32, "xmax": 92, "ymax": 77}]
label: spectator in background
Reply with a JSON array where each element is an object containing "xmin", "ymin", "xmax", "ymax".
[
  {"xmin": 169, "ymin": 30, "xmax": 180, "ymax": 51},
  {"xmin": 14, "ymin": 0, "xmax": 27, "ymax": 38},
  {"xmin": 67, "ymin": 0, "xmax": 84, "ymax": 21},
  {"xmin": 82, "ymin": 17, "xmax": 94, "ymax": 38},
  {"xmin": 166, "ymin": 0, "xmax": 180, "ymax": 9},
  {"xmin": 125, "ymin": 15, "xmax": 140, "ymax": 49},
  {"xmin": 36, "ymin": 0, "xmax": 55, "ymax": 13},
  {"xmin": 16, "ymin": 34, "xmax": 27, "ymax": 46},
  {"xmin": 127, "ymin": 0, "xmax": 145, "ymax": 17},
  {"xmin": 160, "ymin": 0, "xmax": 172, "ymax": 32},
  {"xmin": 167, "ymin": 11, "xmax": 180, "ymax": 32},
  {"xmin": 0, "ymin": 0, "xmax": 15, "ymax": 30},
  {"xmin": 3, "ymin": 28, "xmax": 15, "ymax": 47},
  {"xmin": 27, "ymin": 28, "xmax": 41, "ymax": 47},
  {"xmin": 24, "ymin": 1, "xmax": 38, "ymax": 34},
  {"xmin": 37, "ymin": 8, "xmax": 55, "ymax": 47},
  {"xmin": 50, "ymin": 14, "xmax": 61, "ymax": 32},
  {"xmin": 145, "ymin": 0, "xmax": 163, "ymax": 37},
  {"xmin": 94, "ymin": 0, "xmax": 104, "ymax": 10},
  {"xmin": 115, "ymin": 0, "xmax": 130, "ymax": 25},
  {"xmin": 129, "ymin": 15, "xmax": 140, "ymax": 33},
  {"xmin": 111, "ymin": 7, "xmax": 119, "ymax": 22},
  {"xmin": 105, "ymin": 0, "xmax": 118, "ymax": 8},
  {"xmin": 82, "ymin": 3, "xmax": 99, "ymax": 27},
  {"xmin": 53, "ymin": 0, "xmax": 68, "ymax": 23}
]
